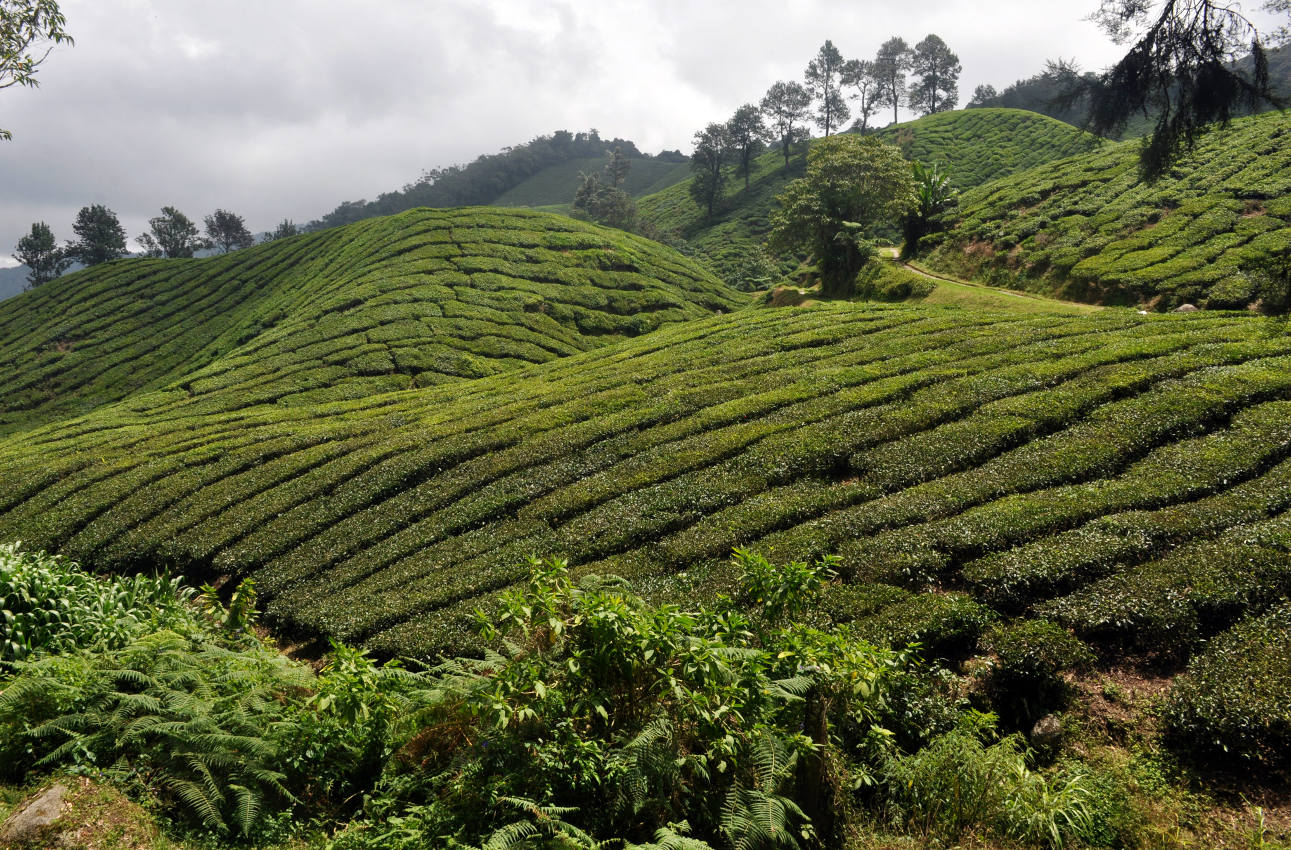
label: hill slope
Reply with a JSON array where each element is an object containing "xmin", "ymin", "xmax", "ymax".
[
  {"xmin": 493, "ymin": 156, "xmax": 691, "ymax": 208},
  {"xmin": 1, "ymin": 303, "xmax": 1287, "ymax": 683},
  {"xmin": 637, "ymin": 109, "xmax": 1103, "ymax": 285},
  {"xmin": 0, "ymin": 207, "xmax": 741, "ymax": 433},
  {"xmin": 925, "ymin": 111, "xmax": 1291, "ymax": 308}
]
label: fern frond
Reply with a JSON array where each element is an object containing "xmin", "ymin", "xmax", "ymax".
[
  {"xmin": 228, "ymin": 783, "xmax": 261, "ymax": 837},
  {"xmin": 166, "ymin": 777, "xmax": 227, "ymax": 833}
]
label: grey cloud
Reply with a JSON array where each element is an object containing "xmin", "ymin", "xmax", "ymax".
[{"xmin": 0, "ymin": 0, "xmax": 1175, "ymax": 267}]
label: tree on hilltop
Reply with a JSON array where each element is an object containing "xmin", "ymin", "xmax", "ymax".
[
  {"xmin": 262, "ymin": 219, "xmax": 298, "ymax": 243},
  {"xmin": 66, "ymin": 203, "xmax": 126, "ymax": 265},
  {"xmin": 13, "ymin": 221, "xmax": 70, "ymax": 287},
  {"xmin": 204, "ymin": 209, "xmax": 254, "ymax": 253},
  {"xmin": 768, "ymin": 134, "xmax": 916, "ymax": 298},
  {"xmin": 1, "ymin": 0, "xmax": 73, "ymax": 140},
  {"xmin": 1080, "ymin": 0, "xmax": 1289, "ymax": 179},
  {"xmin": 689, "ymin": 122, "xmax": 731, "ymax": 219},
  {"xmin": 726, "ymin": 104, "xmax": 767, "ymax": 190},
  {"xmin": 842, "ymin": 58, "xmax": 883, "ymax": 131},
  {"xmin": 760, "ymin": 80, "xmax": 812, "ymax": 170},
  {"xmin": 137, "ymin": 207, "xmax": 208, "ymax": 258},
  {"xmin": 909, "ymin": 34, "xmax": 961, "ymax": 114},
  {"xmin": 874, "ymin": 37, "xmax": 913, "ymax": 125},
  {"xmin": 967, "ymin": 84, "xmax": 998, "ymax": 107},
  {"xmin": 804, "ymin": 40, "xmax": 850, "ymax": 136}
]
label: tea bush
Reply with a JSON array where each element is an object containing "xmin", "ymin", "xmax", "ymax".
[{"xmin": 1162, "ymin": 601, "xmax": 1291, "ymax": 766}]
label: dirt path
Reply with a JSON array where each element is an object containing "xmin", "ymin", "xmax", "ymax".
[{"xmin": 882, "ymin": 247, "xmax": 1099, "ymax": 310}]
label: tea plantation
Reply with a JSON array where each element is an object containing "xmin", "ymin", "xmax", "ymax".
[
  {"xmin": 636, "ymin": 108, "xmax": 1100, "ymax": 285},
  {"xmin": 926, "ymin": 111, "xmax": 1291, "ymax": 309},
  {"xmin": 0, "ymin": 207, "xmax": 741, "ymax": 434},
  {"xmin": 2, "ymin": 292, "xmax": 1289, "ymax": 756}
]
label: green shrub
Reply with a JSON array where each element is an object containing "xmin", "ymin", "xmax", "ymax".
[
  {"xmin": 1162, "ymin": 601, "xmax": 1291, "ymax": 766},
  {"xmin": 0, "ymin": 543, "xmax": 195, "ymax": 662},
  {"xmin": 980, "ymin": 620, "xmax": 1094, "ymax": 728},
  {"xmin": 882, "ymin": 714, "xmax": 1094, "ymax": 848}
]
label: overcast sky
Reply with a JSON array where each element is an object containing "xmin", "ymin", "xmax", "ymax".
[{"xmin": 0, "ymin": 0, "xmax": 1281, "ymax": 268}]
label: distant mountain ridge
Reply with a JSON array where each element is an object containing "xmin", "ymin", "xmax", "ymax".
[
  {"xmin": 0, "ymin": 266, "xmax": 27, "ymax": 302},
  {"xmin": 312, "ymin": 130, "xmax": 690, "ymax": 230}
]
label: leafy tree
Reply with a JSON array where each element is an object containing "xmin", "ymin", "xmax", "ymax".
[
  {"xmin": 874, "ymin": 37, "xmax": 913, "ymax": 125},
  {"xmin": 203, "ymin": 209, "xmax": 254, "ymax": 253},
  {"xmin": 66, "ymin": 203, "xmax": 126, "ymax": 265},
  {"xmin": 0, "ymin": 0, "xmax": 72, "ymax": 140},
  {"xmin": 841, "ymin": 58, "xmax": 883, "ymax": 131},
  {"xmin": 768, "ymin": 134, "xmax": 917, "ymax": 298},
  {"xmin": 901, "ymin": 160, "xmax": 958, "ymax": 259},
  {"xmin": 760, "ymin": 80, "xmax": 812, "ymax": 170},
  {"xmin": 137, "ymin": 206, "xmax": 207, "ymax": 258},
  {"xmin": 12, "ymin": 220, "xmax": 69, "ymax": 287},
  {"xmin": 689, "ymin": 122, "xmax": 730, "ymax": 218},
  {"xmin": 605, "ymin": 144, "xmax": 631, "ymax": 188},
  {"xmin": 572, "ymin": 171, "xmax": 637, "ymax": 232},
  {"xmin": 967, "ymin": 83, "xmax": 998, "ymax": 107},
  {"xmin": 263, "ymin": 218, "xmax": 298, "ymax": 242},
  {"xmin": 804, "ymin": 39, "xmax": 850, "ymax": 136},
  {"xmin": 1081, "ymin": 0, "xmax": 1288, "ymax": 179},
  {"xmin": 726, "ymin": 103, "xmax": 767, "ymax": 189},
  {"xmin": 572, "ymin": 147, "xmax": 638, "ymax": 231},
  {"xmin": 909, "ymin": 34, "xmax": 961, "ymax": 114}
]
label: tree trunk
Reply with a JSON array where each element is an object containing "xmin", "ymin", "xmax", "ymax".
[{"xmin": 796, "ymin": 682, "xmax": 837, "ymax": 848}]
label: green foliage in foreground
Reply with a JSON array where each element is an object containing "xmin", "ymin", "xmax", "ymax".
[
  {"xmin": 1, "ymin": 547, "xmax": 1116, "ymax": 849},
  {"xmin": 926, "ymin": 110, "xmax": 1291, "ymax": 309},
  {"xmin": 0, "ymin": 207, "xmax": 741, "ymax": 434},
  {"xmin": 0, "ymin": 542, "xmax": 192, "ymax": 662}
]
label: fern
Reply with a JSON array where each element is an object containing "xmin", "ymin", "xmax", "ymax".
[{"xmin": 720, "ymin": 736, "xmax": 809, "ymax": 850}]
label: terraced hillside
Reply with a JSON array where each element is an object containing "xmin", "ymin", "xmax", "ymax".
[
  {"xmin": 2, "ymin": 302, "xmax": 1288, "ymax": 730},
  {"xmin": 926, "ymin": 110, "xmax": 1291, "ymax": 308},
  {"xmin": 637, "ymin": 109, "xmax": 1101, "ymax": 284},
  {"xmin": 0, "ymin": 207, "xmax": 741, "ymax": 433}
]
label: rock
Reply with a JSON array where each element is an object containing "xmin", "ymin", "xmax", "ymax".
[
  {"xmin": 1173, "ymin": 303, "xmax": 1199, "ymax": 313},
  {"xmin": 1030, "ymin": 714, "xmax": 1064, "ymax": 750},
  {"xmin": 0, "ymin": 782, "xmax": 69, "ymax": 847}
]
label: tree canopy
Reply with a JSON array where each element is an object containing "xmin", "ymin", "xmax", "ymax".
[
  {"xmin": 726, "ymin": 103, "xmax": 767, "ymax": 189},
  {"xmin": 137, "ymin": 207, "xmax": 207, "ymax": 259},
  {"xmin": 909, "ymin": 34, "xmax": 961, "ymax": 114},
  {"xmin": 1083, "ymin": 0, "xmax": 1288, "ymax": 179},
  {"xmin": 67, "ymin": 203, "xmax": 126, "ymax": 266},
  {"xmin": 768, "ymin": 134, "xmax": 916, "ymax": 298},
  {"xmin": 842, "ymin": 58, "xmax": 883, "ymax": 131},
  {"xmin": 760, "ymin": 80, "xmax": 812, "ymax": 170},
  {"xmin": 12, "ymin": 220, "xmax": 69, "ymax": 287},
  {"xmin": 204, "ymin": 209, "xmax": 254, "ymax": 253},
  {"xmin": 0, "ymin": 0, "xmax": 72, "ymax": 140},
  {"xmin": 689, "ymin": 123, "xmax": 730, "ymax": 218},
  {"xmin": 804, "ymin": 39, "xmax": 850, "ymax": 136},
  {"xmin": 874, "ymin": 37, "xmax": 913, "ymax": 125}
]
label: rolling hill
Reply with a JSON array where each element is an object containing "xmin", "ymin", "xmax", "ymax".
[
  {"xmin": 924, "ymin": 110, "xmax": 1291, "ymax": 308},
  {"xmin": 636, "ymin": 108, "xmax": 1103, "ymax": 286},
  {"xmin": 2, "ymin": 297, "xmax": 1288, "ymax": 722},
  {"xmin": 0, "ymin": 207, "xmax": 741, "ymax": 435}
]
